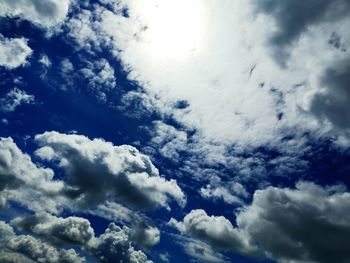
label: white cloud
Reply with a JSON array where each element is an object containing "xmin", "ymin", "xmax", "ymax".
[
  {"xmin": 12, "ymin": 213, "xmax": 95, "ymax": 245},
  {"xmin": 200, "ymin": 177, "xmax": 249, "ymax": 205},
  {"xmin": 0, "ymin": 137, "xmax": 64, "ymax": 213},
  {"xmin": 79, "ymin": 58, "xmax": 116, "ymax": 102},
  {"xmin": 0, "ymin": 0, "xmax": 71, "ymax": 28},
  {"xmin": 0, "ymin": 35, "xmax": 32, "ymax": 69},
  {"xmin": 66, "ymin": 0, "xmax": 350, "ymax": 147},
  {"xmin": 0, "ymin": 221, "xmax": 84, "ymax": 263},
  {"xmin": 169, "ymin": 209, "xmax": 254, "ymax": 256},
  {"xmin": 0, "ymin": 88, "xmax": 35, "ymax": 113},
  {"xmin": 88, "ymin": 223, "xmax": 152, "ymax": 263},
  {"xmin": 171, "ymin": 182, "xmax": 350, "ymax": 263},
  {"xmin": 34, "ymin": 131, "xmax": 186, "ymax": 210},
  {"xmin": 39, "ymin": 54, "xmax": 51, "ymax": 67}
]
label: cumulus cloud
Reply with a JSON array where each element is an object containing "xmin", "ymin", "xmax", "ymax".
[
  {"xmin": 34, "ymin": 131, "xmax": 185, "ymax": 210},
  {"xmin": 0, "ymin": 88, "xmax": 35, "ymax": 113},
  {"xmin": 171, "ymin": 182, "xmax": 350, "ymax": 263},
  {"xmin": 0, "ymin": 221, "xmax": 84, "ymax": 263},
  {"xmin": 12, "ymin": 213, "xmax": 94, "ymax": 245},
  {"xmin": 0, "ymin": 0, "xmax": 71, "ymax": 28},
  {"xmin": 0, "ymin": 137, "xmax": 64, "ymax": 212},
  {"xmin": 0, "ymin": 35, "xmax": 32, "ymax": 69},
  {"xmin": 128, "ymin": 223, "xmax": 160, "ymax": 250},
  {"xmin": 10, "ymin": 212, "xmax": 155, "ymax": 263},
  {"xmin": 89, "ymin": 223, "xmax": 152, "ymax": 263},
  {"xmin": 169, "ymin": 210, "xmax": 254, "ymax": 256}
]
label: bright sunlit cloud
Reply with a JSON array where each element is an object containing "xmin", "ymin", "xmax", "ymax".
[{"xmin": 137, "ymin": 0, "xmax": 207, "ymax": 61}]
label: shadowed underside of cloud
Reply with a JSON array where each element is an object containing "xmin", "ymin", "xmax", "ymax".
[{"xmin": 171, "ymin": 182, "xmax": 350, "ymax": 263}]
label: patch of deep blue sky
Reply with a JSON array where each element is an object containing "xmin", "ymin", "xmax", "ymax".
[{"xmin": 1, "ymin": 2, "xmax": 350, "ymax": 262}]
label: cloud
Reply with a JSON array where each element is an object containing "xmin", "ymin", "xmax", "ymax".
[
  {"xmin": 309, "ymin": 59, "xmax": 350, "ymax": 142},
  {"xmin": 88, "ymin": 223, "xmax": 152, "ymax": 263},
  {"xmin": 0, "ymin": 88, "xmax": 35, "ymax": 113},
  {"xmin": 168, "ymin": 210, "xmax": 253, "ymax": 255},
  {"xmin": 0, "ymin": 221, "xmax": 84, "ymax": 263},
  {"xmin": 176, "ymin": 236, "xmax": 228, "ymax": 263},
  {"xmin": 0, "ymin": 35, "xmax": 32, "ymax": 69},
  {"xmin": 0, "ymin": 0, "xmax": 71, "ymax": 28},
  {"xmin": 39, "ymin": 54, "xmax": 51, "ymax": 68},
  {"xmin": 9, "ymin": 212, "xmax": 155, "ymax": 263},
  {"xmin": 200, "ymin": 177, "xmax": 249, "ymax": 205},
  {"xmin": 79, "ymin": 58, "xmax": 116, "ymax": 102},
  {"xmin": 128, "ymin": 223, "xmax": 160, "ymax": 250},
  {"xmin": 253, "ymin": 0, "xmax": 350, "ymax": 63},
  {"xmin": 0, "ymin": 137, "xmax": 64, "ymax": 213},
  {"xmin": 64, "ymin": 0, "xmax": 350, "ymax": 149},
  {"xmin": 34, "ymin": 131, "xmax": 185, "ymax": 210},
  {"xmin": 12, "ymin": 213, "xmax": 94, "ymax": 245},
  {"xmin": 171, "ymin": 182, "xmax": 350, "ymax": 263}
]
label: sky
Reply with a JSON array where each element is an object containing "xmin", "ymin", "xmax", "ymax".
[{"xmin": 1, "ymin": 0, "xmax": 350, "ymax": 262}]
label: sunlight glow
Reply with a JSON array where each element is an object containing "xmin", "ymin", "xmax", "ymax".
[{"xmin": 139, "ymin": 0, "xmax": 207, "ymax": 61}]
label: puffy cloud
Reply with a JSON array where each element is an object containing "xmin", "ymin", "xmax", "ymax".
[
  {"xmin": 0, "ymin": 137, "xmax": 64, "ymax": 212},
  {"xmin": 0, "ymin": 252, "xmax": 36, "ymax": 263},
  {"xmin": 11, "ymin": 213, "xmax": 155, "ymax": 263},
  {"xmin": 6, "ymin": 235, "xmax": 84, "ymax": 263},
  {"xmin": 0, "ymin": 221, "xmax": 84, "ymax": 263},
  {"xmin": 237, "ymin": 181, "xmax": 350, "ymax": 263},
  {"xmin": 34, "ymin": 131, "xmax": 186, "ymax": 210},
  {"xmin": 12, "ymin": 213, "xmax": 94, "ymax": 245},
  {"xmin": 128, "ymin": 223, "xmax": 160, "ymax": 250},
  {"xmin": 88, "ymin": 223, "xmax": 152, "ymax": 263},
  {"xmin": 172, "ymin": 182, "xmax": 350, "ymax": 263},
  {"xmin": 0, "ymin": 88, "xmax": 35, "ymax": 113},
  {"xmin": 0, "ymin": 35, "xmax": 32, "ymax": 69},
  {"xmin": 169, "ymin": 209, "xmax": 253, "ymax": 255},
  {"xmin": 0, "ymin": 0, "xmax": 71, "ymax": 28}
]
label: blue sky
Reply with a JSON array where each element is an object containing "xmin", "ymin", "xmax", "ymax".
[{"xmin": 1, "ymin": 1, "xmax": 350, "ymax": 263}]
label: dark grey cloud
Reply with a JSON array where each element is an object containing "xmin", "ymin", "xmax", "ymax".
[
  {"xmin": 172, "ymin": 182, "xmax": 350, "ymax": 263},
  {"xmin": 310, "ymin": 59, "xmax": 350, "ymax": 137},
  {"xmin": 254, "ymin": 0, "xmax": 350, "ymax": 63}
]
